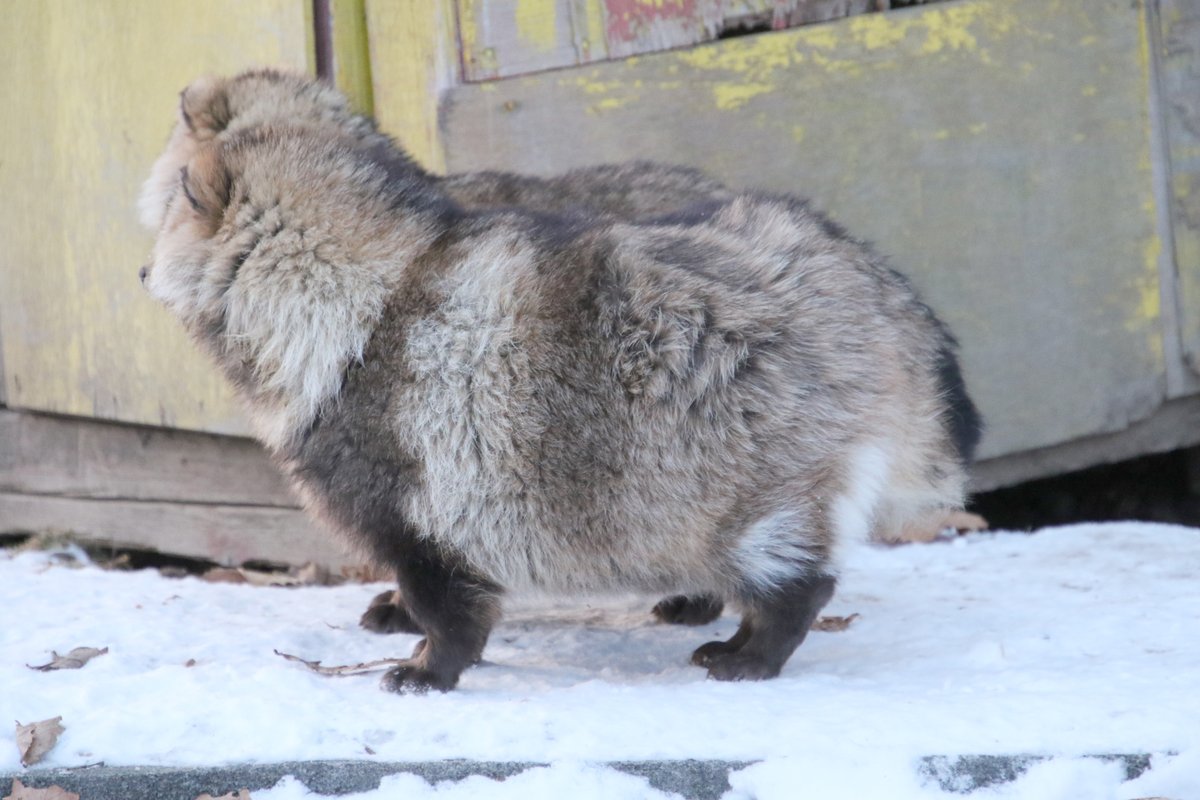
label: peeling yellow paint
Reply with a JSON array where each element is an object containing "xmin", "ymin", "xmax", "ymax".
[
  {"xmin": 673, "ymin": 0, "xmax": 1019, "ymax": 95},
  {"xmin": 713, "ymin": 82, "xmax": 773, "ymax": 110},
  {"xmin": 587, "ymin": 96, "xmax": 633, "ymax": 115},
  {"xmin": 583, "ymin": 0, "xmax": 605, "ymax": 53},
  {"xmin": 916, "ymin": 8, "xmax": 979, "ymax": 54},
  {"xmin": 1130, "ymin": 2, "xmax": 1163, "ymax": 363},
  {"xmin": 969, "ymin": 123, "xmax": 987, "ymax": 135},
  {"xmin": 934, "ymin": 129, "xmax": 950, "ymax": 140},
  {"xmin": 791, "ymin": 125, "xmax": 806, "ymax": 144},
  {"xmin": 847, "ymin": 13, "xmax": 910, "ymax": 50},
  {"xmin": 329, "ymin": 0, "xmax": 373, "ymax": 115},
  {"xmin": 514, "ymin": 0, "xmax": 558, "ymax": 52},
  {"xmin": 676, "ymin": 31, "xmax": 793, "ymax": 74},
  {"xmin": 808, "ymin": 50, "xmax": 862, "ymax": 76},
  {"xmin": 802, "ymin": 25, "xmax": 840, "ymax": 50},
  {"xmin": 457, "ymin": 0, "xmax": 478, "ymax": 63},
  {"xmin": 1129, "ymin": 237, "xmax": 1163, "ymax": 351},
  {"xmin": 846, "ymin": 2, "xmax": 1014, "ymax": 55}
]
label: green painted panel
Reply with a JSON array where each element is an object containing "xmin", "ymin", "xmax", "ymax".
[
  {"xmin": 1160, "ymin": 0, "xmax": 1200, "ymax": 378},
  {"xmin": 441, "ymin": 0, "xmax": 1166, "ymax": 459}
]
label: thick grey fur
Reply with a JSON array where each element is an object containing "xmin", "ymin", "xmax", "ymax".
[{"xmin": 139, "ymin": 70, "xmax": 981, "ymax": 692}]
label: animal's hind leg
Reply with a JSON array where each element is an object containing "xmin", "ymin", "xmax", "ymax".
[
  {"xmin": 693, "ymin": 573, "xmax": 837, "ymax": 681},
  {"xmin": 652, "ymin": 593, "xmax": 725, "ymax": 626}
]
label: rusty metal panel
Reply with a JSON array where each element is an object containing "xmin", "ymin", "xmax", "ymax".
[
  {"xmin": 457, "ymin": 0, "xmax": 911, "ymax": 81},
  {"xmin": 441, "ymin": 0, "xmax": 1167, "ymax": 460}
]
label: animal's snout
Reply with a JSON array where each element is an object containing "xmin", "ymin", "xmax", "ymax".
[{"xmin": 138, "ymin": 264, "xmax": 149, "ymax": 285}]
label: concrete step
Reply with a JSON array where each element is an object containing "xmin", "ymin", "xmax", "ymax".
[{"xmin": 1, "ymin": 754, "xmax": 1162, "ymax": 799}]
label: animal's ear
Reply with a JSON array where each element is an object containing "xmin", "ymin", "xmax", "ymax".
[
  {"xmin": 180, "ymin": 145, "xmax": 230, "ymax": 228},
  {"xmin": 179, "ymin": 76, "xmax": 231, "ymax": 138}
]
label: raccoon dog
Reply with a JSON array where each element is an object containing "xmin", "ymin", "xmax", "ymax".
[{"xmin": 140, "ymin": 73, "xmax": 981, "ymax": 693}]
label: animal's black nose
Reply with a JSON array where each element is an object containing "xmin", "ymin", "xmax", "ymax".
[{"xmin": 138, "ymin": 265, "xmax": 148, "ymax": 284}]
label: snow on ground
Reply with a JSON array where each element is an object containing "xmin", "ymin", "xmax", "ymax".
[{"xmin": 2, "ymin": 522, "xmax": 1198, "ymax": 798}]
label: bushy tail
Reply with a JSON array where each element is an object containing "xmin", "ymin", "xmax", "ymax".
[{"xmin": 934, "ymin": 337, "xmax": 983, "ymax": 465}]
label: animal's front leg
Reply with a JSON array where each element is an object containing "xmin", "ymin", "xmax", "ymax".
[
  {"xmin": 377, "ymin": 536, "xmax": 502, "ymax": 694},
  {"xmin": 360, "ymin": 588, "xmax": 423, "ymax": 635}
]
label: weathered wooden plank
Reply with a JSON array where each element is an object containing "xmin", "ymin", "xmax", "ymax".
[
  {"xmin": 0, "ymin": 492, "xmax": 355, "ymax": 569},
  {"xmin": 366, "ymin": 0, "xmax": 458, "ymax": 172},
  {"xmin": 440, "ymin": 0, "xmax": 1167, "ymax": 461},
  {"xmin": 0, "ymin": 0, "xmax": 312, "ymax": 435},
  {"xmin": 1159, "ymin": 0, "xmax": 1200, "ymax": 381},
  {"xmin": 330, "ymin": 0, "xmax": 376, "ymax": 115},
  {"xmin": 0, "ymin": 409, "xmax": 296, "ymax": 507}
]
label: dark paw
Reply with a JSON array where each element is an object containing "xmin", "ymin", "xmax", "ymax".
[
  {"xmin": 380, "ymin": 662, "xmax": 457, "ymax": 694},
  {"xmin": 690, "ymin": 639, "xmax": 741, "ymax": 668},
  {"xmin": 652, "ymin": 594, "xmax": 725, "ymax": 626},
  {"xmin": 701, "ymin": 651, "xmax": 782, "ymax": 682},
  {"xmin": 360, "ymin": 590, "xmax": 423, "ymax": 635}
]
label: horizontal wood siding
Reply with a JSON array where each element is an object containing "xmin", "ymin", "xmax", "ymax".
[
  {"xmin": 0, "ymin": 492, "xmax": 351, "ymax": 569},
  {"xmin": 0, "ymin": 409, "xmax": 357, "ymax": 568},
  {"xmin": 0, "ymin": 410, "xmax": 295, "ymax": 507}
]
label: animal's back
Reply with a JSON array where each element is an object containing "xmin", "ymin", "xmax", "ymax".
[{"xmin": 360, "ymin": 193, "xmax": 967, "ymax": 594}]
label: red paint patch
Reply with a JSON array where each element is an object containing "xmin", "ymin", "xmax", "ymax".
[{"xmin": 604, "ymin": 0, "xmax": 698, "ymax": 44}]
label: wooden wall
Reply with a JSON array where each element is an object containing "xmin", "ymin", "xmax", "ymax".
[{"xmin": 2, "ymin": 0, "xmax": 1199, "ymax": 566}]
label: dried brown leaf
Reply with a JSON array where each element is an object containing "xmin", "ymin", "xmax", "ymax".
[
  {"xmin": 340, "ymin": 563, "xmax": 391, "ymax": 583},
  {"xmin": 3, "ymin": 778, "xmax": 80, "ymax": 800},
  {"xmin": 27, "ymin": 647, "xmax": 108, "ymax": 672},
  {"xmin": 15, "ymin": 717, "xmax": 65, "ymax": 767},
  {"xmin": 273, "ymin": 649, "xmax": 408, "ymax": 676},
  {"xmin": 292, "ymin": 562, "xmax": 337, "ymax": 586},
  {"xmin": 238, "ymin": 569, "xmax": 302, "ymax": 587},
  {"xmin": 200, "ymin": 567, "xmax": 247, "ymax": 585},
  {"xmin": 812, "ymin": 613, "xmax": 860, "ymax": 632},
  {"xmin": 204, "ymin": 564, "xmax": 337, "ymax": 588},
  {"xmin": 193, "ymin": 790, "xmax": 252, "ymax": 800},
  {"xmin": 99, "ymin": 553, "xmax": 132, "ymax": 571}
]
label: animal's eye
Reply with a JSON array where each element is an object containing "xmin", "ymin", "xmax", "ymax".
[{"xmin": 179, "ymin": 166, "xmax": 204, "ymax": 213}]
